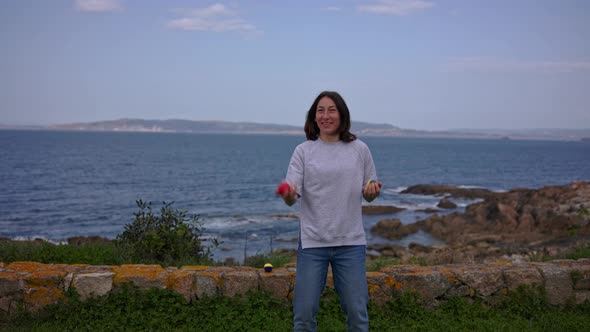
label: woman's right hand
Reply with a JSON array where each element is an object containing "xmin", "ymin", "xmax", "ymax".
[{"xmin": 276, "ymin": 181, "xmax": 298, "ymax": 206}]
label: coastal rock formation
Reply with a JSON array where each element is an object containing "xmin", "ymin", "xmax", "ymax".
[
  {"xmin": 415, "ymin": 181, "xmax": 590, "ymax": 245},
  {"xmin": 373, "ymin": 182, "xmax": 590, "ymax": 265},
  {"xmin": 362, "ymin": 205, "xmax": 405, "ymax": 215},
  {"xmin": 401, "ymin": 184, "xmax": 494, "ymax": 199},
  {"xmin": 370, "ymin": 219, "xmax": 418, "ymax": 240},
  {"xmin": 437, "ymin": 198, "xmax": 458, "ymax": 209}
]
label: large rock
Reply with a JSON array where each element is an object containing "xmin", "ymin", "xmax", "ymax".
[
  {"xmin": 362, "ymin": 205, "xmax": 405, "ymax": 215},
  {"xmin": 367, "ymin": 243, "xmax": 407, "ymax": 258},
  {"xmin": 370, "ymin": 219, "xmax": 418, "ymax": 240},
  {"xmin": 437, "ymin": 198, "xmax": 458, "ymax": 209},
  {"xmin": 72, "ymin": 272, "xmax": 114, "ymax": 300},
  {"xmin": 413, "ymin": 182, "xmax": 590, "ymax": 246},
  {"xmin": 401, "ymin": 185, "xmax": 494, "ymax": 199}
]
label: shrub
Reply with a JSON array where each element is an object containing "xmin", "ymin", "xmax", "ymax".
[
  {"xmin": 0, "ymin": 240, "xmax": 124, "ymax": 265},
  {"xmin": 243, "ymin": 250, "xmax": 294, "ymax": 268},
  {"xmin": 115, "ymin": 200, "xmax": 216, "ymax": 266}
]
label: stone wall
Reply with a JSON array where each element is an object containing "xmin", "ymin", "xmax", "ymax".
[{"xmin": 1, "ymin": 259, "xmax": 589, "ymax": 314}]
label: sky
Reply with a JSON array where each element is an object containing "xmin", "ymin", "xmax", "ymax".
[{"xmin": 0, "ymin": 0, "xmax": 589, "ymax": 130}]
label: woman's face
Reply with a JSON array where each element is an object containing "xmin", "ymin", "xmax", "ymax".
[{"xmin": 315, "ymin": 96, "xmax": 340, "ymax": 137}]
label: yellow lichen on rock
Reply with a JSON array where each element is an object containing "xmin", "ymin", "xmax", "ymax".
[{"xmin": 112, "ymin": 264, "xmax": 165, "ymax": 283}]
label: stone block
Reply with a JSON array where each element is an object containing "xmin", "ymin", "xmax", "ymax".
[
  {"xmin": 222, "ymin": 269, "xmax": 259, "ymax": 297},
  {"xmin": 575, "ymin": 291, "xmax": 590, "ymax": 304},
  {"xmin": 72, "ymin": 272, "xmax": 114, "ymax": 300},
  {"xmin": 0, "ymin": 297, "xmax": 11, "ymax": 313},
  {"xmin": 5, "ymin": 262, "xmax": 68, "ymax": 312},
  {"xmin": 450, "ymin": 264, "xmax": 503, "ymax": 296},
  {"xmin": 570, "ymin": 265, "xmax": 590, "ymax": 290},
  {"xmin": 260, "ymin": 268, "xmax": 292, "ymax": 299},
  {"xmin": 112, "ymin": 265, "xmax": 166, "ymax": 289},
  {"xmin": 503, "ymin": 265, "xmax": 543, "ymax": 290},
  {"xmin": 195, "ymin": 271, "xmax": 220, "ymax": 299},
  {"xmin": 166, "ymin": 270, "xmax": 196, "ymax": 302},
  {"xmin": 382, "ymin": 265, "xmax": 453, "ymax": 301},
  {"xmin": 445, "ymin": 285, "xmax": 470, "ymax": 298},
  {"xmin": 534, "ymin": 263, "xmax": 573, "ymax": 305},
  {"xmin": 366, "ymin": 272, "xmax": 398, "ymax": 305},
  {"xmin": 0, "ymin": 272, "xmax": 21, "ymax": 296}
]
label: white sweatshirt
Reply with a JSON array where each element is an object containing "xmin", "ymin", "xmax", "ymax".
[{"xmin": 285, "ymin": 138, "xmax": 377, "ymax": 249}]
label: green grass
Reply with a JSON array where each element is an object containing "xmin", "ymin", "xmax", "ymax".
[
  {"xmin": 0, "ymin": 240, "xmax": 292, "ymax": 268},
  {"xmin": 366, "ymin": 256, "xmax": 401, "ymax": 272},
  {"xmin": 565, "ymin": 243, "xmax": 590, "ymax": 260},
  {"xmin": 2, "ymin": 286, "xmax": 589, "ymax": 332},
  {"xmin": 0, "ymin": 241, "xmax": 126, "ymax": 266},
  {"xmin": 243, "ymin": 250, "xmax": 294, "ymax": 269}
]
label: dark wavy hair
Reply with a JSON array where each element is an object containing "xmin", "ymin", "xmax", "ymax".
[{"xmin": 304, "ymin": 91, "xmax": 356, "ymax": 142}]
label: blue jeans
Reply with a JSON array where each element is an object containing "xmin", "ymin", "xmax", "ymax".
[{"xmin": 293, "ymin": 243, "xmax": 369, "ymax": 332}]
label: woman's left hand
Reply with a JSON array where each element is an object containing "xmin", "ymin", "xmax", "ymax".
[{"xmin": 363, "ymin": 181, "xmax": 382, "ymax": 202}]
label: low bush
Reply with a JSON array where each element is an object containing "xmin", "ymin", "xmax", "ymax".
[{"xmin": 115, "ymin": 200, "xmax": 217, "ymax": 266}]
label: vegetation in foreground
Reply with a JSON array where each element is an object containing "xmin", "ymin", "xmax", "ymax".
[
  {"xmin": 1, "ymin": 202, "xmax": 589, "ymax": 272},
  {"xmin": 2, "ymin": 285, "xmax": 589, "ymax": 332},
  {"xmin": 0, "ymin": 200, "xmax": 217, "ymax": 267}
]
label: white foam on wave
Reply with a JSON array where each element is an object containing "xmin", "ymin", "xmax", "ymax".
[
  {"xmin": 11, "ymin": 236, "xmax": 66, "ymax": 245},
  {"xmin": 491, "ymin": 188, "xmax": 508, "ymax": 193},
  {"xmin": 204, "ymin": 215, "xmax": 277, "ymax": 231},
  {"xmin": 457, "ymin": 185, "xmax": 482, "ymax": 190},
  {"xmin": 384, "ymin": 187, "xmax": 407, "ymax": 194},
  {"xmin": 393, "ymin": 201, "xmax": 439, "ymax": 211},
  {"xmin": 457, "ymin": 184, "xmax": 507, "ymax": 193}
]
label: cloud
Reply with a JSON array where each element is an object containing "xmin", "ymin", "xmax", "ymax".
[
  {"xmin": 322, "ymin": 6, "xmax": 342, "ymax": 12},
  {"xmin": 445, "ymin": 57, "xmax": 590, "ymax": 74},
  {"xmin": 358, "ymin": 0, "xmax": 434, "ymax": 16},
  {"xmin": 167, "ymin": 3, "xmax": 261, "ymax": 35},
  {"xmin": 75, "ymin": 0, "xmax": 122, "ymax": 12}
]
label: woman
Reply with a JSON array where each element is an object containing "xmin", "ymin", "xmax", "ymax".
[{"xmin": 277, "ymin": 91, "xmax": 381, "ymax": 332}]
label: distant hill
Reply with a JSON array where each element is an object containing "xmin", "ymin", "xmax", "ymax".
[
  {"xmin": 449, "ymin": 128, "xmax": 590, "ymax": 141},
  {"xmin": 0, "ymin": 123, "xmax": 44, "ymax": 130},
  {"xmin": 49, "ymin": 119, "xmax": 302, "ymax": 135},
  {"xmin": 2, "ymin": 118, "xmax": 587, "ymax": 141},
  {"xmin": 48, "ymin": 118, "xmax": 410, "ymax": 136}
]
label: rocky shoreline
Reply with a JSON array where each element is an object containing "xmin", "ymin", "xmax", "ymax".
[
  {"xmin": 369, "ymin": 181, "xmax": 590, "ymax": 265},
  {"xmin": 3, "ymin": 182, "xmax": 589, "ymax": 266}
]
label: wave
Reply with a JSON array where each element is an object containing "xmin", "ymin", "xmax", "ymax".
[
  {"xmin": 383, "ymin": 186, "xmax": 408, "ymax": 194},
  {"xmin": 10, "ymin": 236, "xmax": 66, "ymax": 245},
  {"xmin": 457, "ymin": 184, "xmax": 507, "ymax": 193},
  {"xmin": 203, "ymin": 215, "xmax": 279, "ymax": 231}
]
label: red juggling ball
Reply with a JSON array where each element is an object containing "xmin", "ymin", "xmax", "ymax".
[{"xmin": 276, "ymin": 182, "xmax": 290, "ymax": 196}]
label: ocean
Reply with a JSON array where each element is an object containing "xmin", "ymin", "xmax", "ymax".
[{"xmin": 1, "ymin": 130, "xmax": 589, "ymax": 262}]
